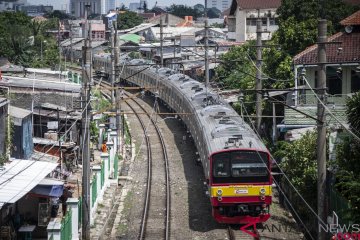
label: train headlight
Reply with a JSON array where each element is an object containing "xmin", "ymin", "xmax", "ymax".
[
  {"xmin": 217, "ymin": 189, "xmax": 223, "ymax": 196},
  {"xmin": 260, "ymin": 188, "xmax": 266, "ymax": 195},
  {"xmin": 217, "ymin": 196, "xmax": 222, "ymax": 202}
]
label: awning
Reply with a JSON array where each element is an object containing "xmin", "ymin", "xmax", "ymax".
[
  {"xmin": 30, "ymin": 178, "xmax": 64, "ymax": 198},
  {"xmin": 0, "ymin": 160, "xmax": 58, "ymax": 209}
]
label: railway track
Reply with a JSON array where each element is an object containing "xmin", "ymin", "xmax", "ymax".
[{"xmin": 96, "ymin": 80, "xmax": 171, "ymax": 240}]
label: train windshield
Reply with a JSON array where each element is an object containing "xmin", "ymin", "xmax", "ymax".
[{"xmin": 212, "ymin": 151, "xmax": 269, "ymax": 184}]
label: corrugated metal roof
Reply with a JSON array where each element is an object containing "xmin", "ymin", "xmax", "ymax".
[
  {"xmin": 0, "ymin": 160, "xmax": 58, "ymax": 209},
  {"xmin": 9, "ymin": 106, "xmax": 31, "ymax": 119}
]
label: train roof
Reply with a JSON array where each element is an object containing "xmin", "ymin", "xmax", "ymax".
[{"xmin": 146, "ymin": 69, "xmax": 269, "ymax": 155}]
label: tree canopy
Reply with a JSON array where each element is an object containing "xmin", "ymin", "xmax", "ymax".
[
  {"xmin": 0, "ymin": 11, "xmax": 59, "ymax": 67},
  {"xmin": 207, "ymin": 7, "xmax": 221, "ymax": 19},
  {"xmin": 166, "ymin": 4, "xmax": 201, "ymax": 19},
  {"xmin": 117, "ymin": 11, "xmax": 144, "ymax": 30}
]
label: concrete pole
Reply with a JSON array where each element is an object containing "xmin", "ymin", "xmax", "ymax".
[
  {"xmin": 81, "ymin": 4, "xmax": 91, "ymax": 240},
  {"xmin": 255, "ymin": 13, "xmax": 263, "ymax": 133},
  {"xmin": 110, "ymin": 22, "xmax": 115, "ymax": 104},
  {"xmin": 70, "ymin": 23, "xmax": 73, "ymax": 64},
  {"xmin": 160, "ymin": 17, "xmax": 164, "ymax": 66},
  {"xmin": 317, "ymin": 19, "xmax": 327, "ymax": 240},
  {"xmin": 204, "ymin": 19, "xmax": 209, "ymax": 89}
]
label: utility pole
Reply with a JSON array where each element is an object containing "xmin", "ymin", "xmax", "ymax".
[
  {"xmin": 255, "ymin": 10, "xmax": 263, "ymax": 133},
  {"xmin": 317, "ymin": 19, "xmax": 327, "ymax": 240},
  {"xmin": 58, "ymin": 20, "xmax": 62, "ymax": 73},
  {"xmin": 110, "ymin": 21, "xmax": 115, "ymax": 104},
  {"xmin": 204, "ymin": 19, "xmax": 209, "ymax": 88},
  {"xmin": 160, "ymin": 17, "xmax": 164, "ymax": 66},
  {"xmin": 81, "ymin": 4, "xmax": 92, "ymax": 240},
  {"xmin": 70, "ymin": 23, "xmax": 73, "ymax": 64},
  {"xmin": 114, "ymin": 19, "xmax": 122, "ymax": 156}
]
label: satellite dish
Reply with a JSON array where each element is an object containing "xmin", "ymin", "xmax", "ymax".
[{"xmin": 345, "ymin": 25, "xmax": 353, "ymax": 34}]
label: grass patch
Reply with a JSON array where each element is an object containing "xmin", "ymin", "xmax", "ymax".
[{"xmin": 117, "ymin": 190, "xmax": 134, "ymax": 235}]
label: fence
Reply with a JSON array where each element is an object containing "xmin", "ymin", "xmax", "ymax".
[
  {"xmin": 330, "ymin": 187, "xmax": 352, "ymax": 225},
  {"xmin": 78, "ymin": 196, "xmax": 82, "ymax": 227},
  {"xmin": 101, "ymin": 160, "xmax": 105, "ymax": 187},
  {"xmin": 114, "ymin": 154, "xmax": 119, "ymax": 179},
  {"xmin": 91, "ymin": 175, "xmax": 97, "ymax": 207},
  {"xmin": 60, "ymin": 209, "xmax": 72, "ymax": 240}
]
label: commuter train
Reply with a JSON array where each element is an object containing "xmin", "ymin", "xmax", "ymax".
[{"xmin": 93, "ymin": 53, "xmax": 272, "ymax": 224}]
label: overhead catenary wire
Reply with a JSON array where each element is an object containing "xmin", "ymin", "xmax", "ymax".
[
  {"xmin": 240, "ymin": 101, "xmax": 318, "ymax": 239},
  {"xmin": 302, "ymin": 76, "xmax": 360, "ymax": 141}
]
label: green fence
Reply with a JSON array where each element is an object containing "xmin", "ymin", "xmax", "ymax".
[
  {"xmin": 330, "ymin": 187, "xmax": 352, "ymax": 224},
  {"xmin": 114, "ymin": 154, "xmax": 119, "ymax": 179},
  {"xmin": 78, "ymin": 197, "xmax": 82, "ymax": 227},
  {"xmin": 91, "ymin": 175, "xmax": 97, "ymax": 207},
  {"xmin": 101, "ymin": 160, "xmax": 105, "ymax": 187},
  {"xmin": 60, "ymin": 209, "xmax": 72, "ymax": 240},
  {"xmin": 49, "ymin": 234, "xmax": 54, "ymax": 240}
]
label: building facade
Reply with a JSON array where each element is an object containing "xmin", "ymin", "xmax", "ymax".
[
  {"xmin": 70, "ymin": 0, "xmax": 115, "ymax": 17},
  {"xmin": 227, "ymin": 0, "xmax": 281, "ymax": 42},
  {"xmin": 209, "ymin": 0, "xmax": 231, "ymax": 12},
  {"xmin": 0, "ymin": 0, "xmax": 27, "ymax": 12}
]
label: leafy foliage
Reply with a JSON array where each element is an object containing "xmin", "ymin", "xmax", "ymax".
[
  {"xmin": 207, "ymin": 7, "xmax": 221, "ymax": 19},
  {"xmin": 44, "ymin": 10, "xmax": 75, "ymax": 20},
  {"xmin": 274, "ymin": 131, "xmax": 318, "ymax": 209},
  {"xmin": 333, "ymin": 93, "xmax": 360, "ymax": 221},
  {"xmin": 117, "ymin": 11, "xmax": 143, "ymax": 30},
  {"xmin": 0, "ymin": 12, "xmax": 60, "ymax": 67},
  {"xmin": 166, "ymin": 4, "xmax": 201, "ymax": 19}
]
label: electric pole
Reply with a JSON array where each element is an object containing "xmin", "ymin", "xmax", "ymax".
[
  {"xmin": 110, "ymin": 21, "xmax": 115, "ymax": 104},
  {"xmin": 81, "ymin": 4, "xmax": 92, "ymax": 240},
  {"xmin": 70, "ymin": 23, "xmax": 73, "ymax": 64},
  {"xmin": 255, "ymin": 10, "xmax": 263, "ymax": 133},
  {"xmin": 317, "ymin": 19, "xmax": 327, "ymax": 240},
  {"xmin": 204, "ymin": 19, "xmax": 209, "ymax": 88},
  {"xmin": 160, "ymin": 17, "xmax": 164, "ymax": 66},
  {"xmin": 114, "ymin": 19, "xmax": 122, "ymax": 156}
]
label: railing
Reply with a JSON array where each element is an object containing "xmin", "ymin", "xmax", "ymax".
[
  {"xmin": 91, "ymin": 175, "xmax": 97, "ymax": 207},
  {"xmin": 330, "ymin": 188, "xmax": 352, "ymax": 225},
  {"xmin": 49, "ymin": 234, "xmax": 54, "ymax": 240},
  {"xmin": 114, "ymin": 154, "xmax": 119, "ymax": 179},
  {"xmin": 297, "ymin": 93, "xmax": 350, "ymax": 106},
  {"xmin": 101, "ymin": 160, "xmax": 105, "ymax": 187},
  {"xmin": 60, "ymin": 209, "xmax": 72, "ymax": 240},
  {"xmin": 78, "ymin": 196, "xmax": 82, "ymax": 227}
]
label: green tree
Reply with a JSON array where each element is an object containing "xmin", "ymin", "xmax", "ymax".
[
  {"xmin": 193, "ymin": 4, "xmax": 205, "ymax": 15},
  {"xmin": 207, "ymin": 7, "xmax": 221, "ymax": 19},
  {"xmin": 333, "ymin": 92, "xmax": 360, "ymax": 221},
  {"xmin": 166, "ymin": 4, "xmax": 201, "ymax": 19},
  {"xmin": 44, "ymin": 10, "xmax": 74, "ymax": 20},
  {"xmin": 117, "ymin": 11, "xmax": 143, "ymax": 30},
  {"xmin": 274, "ymin": 131, "xmax": 318, "ymax": 210}
]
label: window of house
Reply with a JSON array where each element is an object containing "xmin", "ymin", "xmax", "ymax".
[
  {"xmin": 246, "ymin": 18, "xmax": 257, "ymax": 26},
  {"xmin": 315, "ymin": 67, "xmax": 342, "ymax": 95},
  {"xmin": 262, "ymin": 18, "xmax": 267, "ymax": 26},
  {"xmin": 269, "ymin": 18, "xmax": 277, "ymax": 25},
  {"xmin": 351, "ymin": 69, "xmax": 360, "ymax": 93}
]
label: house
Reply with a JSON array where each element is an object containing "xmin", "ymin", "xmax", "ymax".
[
  {"xmin": 227, "ymin": 0, "xmax": 281, "ymax": 42},
  {"xmin": 147, "ymin": 13, "xmax": 185, "ymax": 27},
  {"xmin": 9, "ymin": 106, "xmax": 33, "ymax": 159},
  {"xmin": 282, "ymin": 10, "xmax": 360, "ymax": 131}
]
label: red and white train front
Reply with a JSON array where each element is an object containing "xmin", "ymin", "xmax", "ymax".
[{"xmin": 209, "ymin": 149, "xmax": 272, "ymax": 224}]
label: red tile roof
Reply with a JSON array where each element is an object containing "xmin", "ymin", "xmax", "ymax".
[
  {"xmin": 236, "ymin": 0, "xmax": 281, "ymax": 9},
  {"xmin": 343, "ymin": 0, "xmax": 360, "ymax": 5},
  {"xmin": 340, "ymin": 10, "xmax": 360, "ymax": 26},
  {"xmin": 294, "ymin": 32, "xmax": 360, "ymax": 65}
]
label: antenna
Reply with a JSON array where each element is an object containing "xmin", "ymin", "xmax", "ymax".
[{"xmin": 345, "ymin": 25, "xmax": 353, "ymax": 34}]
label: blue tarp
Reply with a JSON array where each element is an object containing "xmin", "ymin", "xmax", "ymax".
[{"xmin": 30, "ymin": 184, "xmax": 64, "ymax": 198}]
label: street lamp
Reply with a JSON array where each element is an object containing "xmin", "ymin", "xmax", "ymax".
[{"xmin": 41, "ymin": 40, "xmax": 47, "ymax": 62}]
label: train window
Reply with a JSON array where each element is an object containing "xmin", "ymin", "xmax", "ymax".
[
  {"xmin": 212, "ymin": 151, "xmax": 269, "ymax": 183},
  {"xmin": 213, "ymin": 153, "xmax": 230, "ymax": 177}
]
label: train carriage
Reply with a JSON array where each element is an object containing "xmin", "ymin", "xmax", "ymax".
[{"xmin": 99, "ymin": 58, "xmax": 272, "ymax": 224}]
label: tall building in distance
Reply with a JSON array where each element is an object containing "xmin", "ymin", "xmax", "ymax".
[
  {"xmin": 70, "ymin": 0, "xmax": 116, "ymax": 18},
  {"xmin": 209, "ymin": 0, "xmax": 231, "ymax": 12}
]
